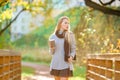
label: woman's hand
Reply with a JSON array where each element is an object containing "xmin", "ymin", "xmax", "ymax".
[
  {"xmin": 68, "ymin": 56, "xmax": 73, "ymax": 63},
  {"xmin": 51, "ymin": 47, "xmax": 55, "ymax": 54}
]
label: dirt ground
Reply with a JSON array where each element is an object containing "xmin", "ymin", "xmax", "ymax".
[{"xmin": 22, "ymin": 62, "xmax": 54, "ymax": 80}]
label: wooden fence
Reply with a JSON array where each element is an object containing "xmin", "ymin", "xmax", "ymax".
[
  {"xmin": 86, "ymin": 53, "xmax": 120, "ymax": 80},
  {"xmin": 0, "ymin": 50, "xmax": 21, "ymax": 80}
]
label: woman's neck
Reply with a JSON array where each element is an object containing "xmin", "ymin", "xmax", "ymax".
[
  {"xmin": 59, "ymin": 29, "xmax": 64, "ymax": 34},
  {"xmin": 60, "ymin": 28, "xmax": 64, "ymax": 32}
]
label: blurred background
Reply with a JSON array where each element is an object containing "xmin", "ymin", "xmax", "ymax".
[{"xmin": 0, "ymin": 0, "xmax": 120, "ymax": 80}]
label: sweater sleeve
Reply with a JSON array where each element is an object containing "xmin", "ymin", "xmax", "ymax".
[{"xmin": 70, "ymin": 33, "xmax": 76, "ymax": 58}]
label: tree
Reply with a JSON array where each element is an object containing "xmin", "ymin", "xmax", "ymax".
[
  {"xmin": 0, "ymin": 0, "xmax": 53, "ymax": 36},
  {"xmin": 84, "ymin": 0, "xmax": 120, "ymax": 16}
]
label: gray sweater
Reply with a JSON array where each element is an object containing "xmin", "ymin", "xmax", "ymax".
[{"xmin": 49, "ymin": 32, "xmax": 76, "ymax": 71}]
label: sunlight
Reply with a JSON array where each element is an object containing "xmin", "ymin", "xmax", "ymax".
[{"xmin": 69, "ymin": 77, "xmax": 85, "ymax": 80}]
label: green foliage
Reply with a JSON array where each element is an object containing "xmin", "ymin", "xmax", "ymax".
[
  {"xmin": 22, "ymin": 52, "xmax": 51, "ymax": 64},
  {"xmin": 12, "ymin": 19, "xmax": 55, "ymax": 48},
  {"xmin": 58, "ymin": 7, "xmax": 83, "ymax": 29},
  {"xmin": 22, "ymin": 66, "xmax": 34, "ymax": 77},
  {"xmin": 74, "ymin": 7, "xmax": 120, "ymax": 55},
  {"xmin": 73, "ymin": 66, "xmax": 86, "ymax": 78},
  {"xmin": 0, "ymin": 28, "xmax": 12, "ymax": 49},
  {"xmin": 21, "ymin": 48, "xmax": 52, "ymax": 64},
  {"xmin": 0, "ymin": 0, "xmax": 52, "ymax": 49},
  {"xmin": 71, "ymin": 7, "xmax": 120, "ymax": 66},
  {"xmin": 12, "ymin": 7, "xmax": 83, "ymax": 48}
]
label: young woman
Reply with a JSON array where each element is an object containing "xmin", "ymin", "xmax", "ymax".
[{"xmin": 48, "ymin": 16, "xmax": 76, "ymax": 80}]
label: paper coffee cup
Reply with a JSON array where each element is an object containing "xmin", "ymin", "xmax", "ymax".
[{"xmin": 49, "ymin": 39, "xmax": 55, "ymax": 48}]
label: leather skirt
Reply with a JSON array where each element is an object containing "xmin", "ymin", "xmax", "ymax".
[{"xmin": 50, "ymin": 68, "xmax": 73, "ymax": 77}]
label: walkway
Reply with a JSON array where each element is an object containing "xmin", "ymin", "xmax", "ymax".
[{"xmin": 22, "ymin": 62, "xmax": 54, "ymax": 80}]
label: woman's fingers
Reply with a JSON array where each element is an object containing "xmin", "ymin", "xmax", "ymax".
[{"xmin": 68, "ymin": 56, "xmax": 73, "ymax": 63}]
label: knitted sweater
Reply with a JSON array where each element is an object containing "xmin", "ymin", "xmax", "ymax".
[{"xmin": 49, "ymin": 32, "xmax": 76, "ymax": 71}]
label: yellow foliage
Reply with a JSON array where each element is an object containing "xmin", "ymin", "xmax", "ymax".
[
  {"xmin": 17, "ymin": 1, "xmax": 28, "ymax": 7},
  {"xmin": 78, "ymin": 38, "xmax": 84, "ymax": 43},
  {"xmin": 116, "ymin": 39, "xmax": 120, "ymax": 49},
  {"xmin": 0, "ymin": 0, "xmax": 9, "ymax": 6},
  {"xmin": 106, "ymin": 39, "xmax": 120, "ymax": 53},
  {"xmin": 0, "ymin": 9, "xmax": 12, "ymax": 20}
]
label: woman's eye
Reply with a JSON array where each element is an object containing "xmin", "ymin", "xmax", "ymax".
[{"xmin": 65, "ymin": 22, "xmax": 68, "ymax": 24}]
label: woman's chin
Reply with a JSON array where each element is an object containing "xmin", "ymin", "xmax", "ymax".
[{"xmin": 64, "ymin": 29, "xmax": 68, "ymax": 31}]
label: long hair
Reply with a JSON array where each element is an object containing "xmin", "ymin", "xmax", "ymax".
[{"xmin": 54, "ymin": 16, "xmax": 70, "ymax": 33}]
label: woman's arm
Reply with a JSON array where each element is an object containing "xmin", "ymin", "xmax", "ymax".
[
  {"xmin": 48, "ymin": 34, "xmax": 55, "ymax": 55},
  {"xmin": 70, "ymin": 33, "xmax": 76, "ymax": 59}
]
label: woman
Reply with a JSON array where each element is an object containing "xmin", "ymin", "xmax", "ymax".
[{"xmin": 48, "ymin": 16, "xmax": 76, "ymax": 80}]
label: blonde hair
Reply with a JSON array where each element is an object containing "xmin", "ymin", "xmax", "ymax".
[{"xmin": 54, "ymin": 16, "xmax": 70, "ymax": 32}]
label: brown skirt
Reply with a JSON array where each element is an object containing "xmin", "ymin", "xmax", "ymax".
[{"xmin": 50, "ymin": 68, "xmax": 73, "ymax": 77}]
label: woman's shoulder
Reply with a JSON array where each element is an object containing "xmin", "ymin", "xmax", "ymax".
[
  {"xmin": 69, "ymin": 31, "xmax": 75, "ymax": 39},
  {"xmin": 69, "ymin": 31, "xmax": 74, "ymax": 35},
  {"xmin": 49, "ymin": 33, "xmax": 56, "ymax": 40},
  {"xmin": 50, "ymin": 33, "xmax": 56, "ymax": 37}
]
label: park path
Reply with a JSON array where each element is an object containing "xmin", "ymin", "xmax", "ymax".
[{"xmin": 22, "ymin": 62, "xmax": 54, "ymax": 80}]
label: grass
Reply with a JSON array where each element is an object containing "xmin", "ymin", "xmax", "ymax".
[
  {"xmin": 69, "ymin": 77, "xmax": 85, "ymax": 80},
  {"xmin": 22, "ymin": 66, "xmax": 34, "ymax": 77},
  {"xmin": 21, "ymin": 48, "xmax": 52, "ymax": 64},
  {"xmin": 74, "ymin": 66, "xmax": 86, "ymax": 77},
  {"xmin": 70, "ymin": 66, "xmax": 86, "ymax": 80}
]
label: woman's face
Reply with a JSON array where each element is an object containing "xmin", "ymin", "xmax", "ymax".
[{"xmin": 61, "ymin": 19, "xmax": 70, "ymax": 31}]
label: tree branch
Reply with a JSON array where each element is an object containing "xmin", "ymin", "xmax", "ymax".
[
  {"xmin": 0, "ymin": 8, "xmax": 25, "ymax": 36},
  {"xmin": 84, "ymin": 0, "xmax": 120, "ymax": 16},
  {"xmin": 99, "ymin": 0, "xmax": 115, "ymax": 6}
]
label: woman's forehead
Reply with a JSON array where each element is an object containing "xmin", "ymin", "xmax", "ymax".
[{"xmin": 62, "ymin": 19, "xmax": 69, "ymax": 22}]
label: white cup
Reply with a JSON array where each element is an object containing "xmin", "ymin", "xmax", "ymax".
[{"xmin": 49, "ymin": 39, "xmax": 55, "ymax": 54}]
